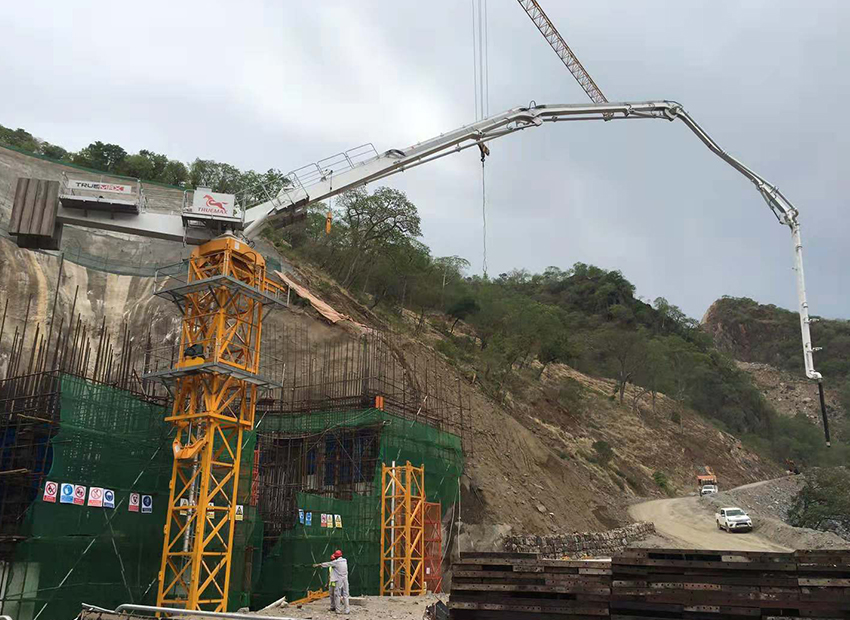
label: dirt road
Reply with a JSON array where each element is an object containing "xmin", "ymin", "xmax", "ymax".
[{"xmin": 629, "ymin": 479, "xmax": 791, "ymax": 552}]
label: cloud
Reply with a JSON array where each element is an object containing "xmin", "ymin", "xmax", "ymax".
[{"xmin": 0, "ymin": 0, "xmax": 846, "ymax": 321}]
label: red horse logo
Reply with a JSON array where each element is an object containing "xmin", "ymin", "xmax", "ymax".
[{"xmin": 203, "ymin": 194, "xmax": 227, "ymax": 212}]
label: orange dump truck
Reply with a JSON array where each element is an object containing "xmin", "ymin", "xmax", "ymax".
[{"xmin": 697, "ymin": 466, "xmax": 718, "ymax": 495}]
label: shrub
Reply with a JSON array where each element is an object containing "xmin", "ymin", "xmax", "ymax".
[
  {"xmin": 788, "ymin": 467, "xmax": 850, "ymax": 535},
  {"xmin": 557, "ymin": 377, "xmax": 585, "ymax": 411},
  {"xmin": 591, "ymin": 440, "xmax": 614, "ymax": 465},
  {"xmin": 653, "ymin": 471, "xmax": 671, "ymax": 494}
]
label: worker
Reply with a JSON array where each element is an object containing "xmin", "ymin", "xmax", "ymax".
[
  {"xmin": 328, "ymin": 553, "xmax": 337, "ymax": 612},
  {"xmin": 314, "ymin": 549, "xmax": 349, "ymax": 615}
]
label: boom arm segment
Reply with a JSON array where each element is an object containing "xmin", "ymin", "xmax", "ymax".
[{"xmin": 245, "ymin": 100, "xmax": 827, "ymax": 442}]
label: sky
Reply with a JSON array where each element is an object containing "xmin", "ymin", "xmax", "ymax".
[{"xmin": 0, "ymin": 1, "xmax": 847, "ymax": 321}]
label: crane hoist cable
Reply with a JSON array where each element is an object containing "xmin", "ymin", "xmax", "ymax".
[{"xmin": 478, "ymin": 143, "xmax": 490, "ymax": 277}]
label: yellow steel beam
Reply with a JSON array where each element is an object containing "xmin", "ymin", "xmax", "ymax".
[{"xmin": 156, "ymin": 236, "xmax": 278, "ymax": 612}]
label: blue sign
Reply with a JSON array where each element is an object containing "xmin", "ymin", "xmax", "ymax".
[
  {"xmin": 60, "ymin": 483, "xmax": 74, "ymax": 504},
  {"xmin": 141, "ymin": 495, "xmax": 153, "ymax": 514},
  {"xmin": 299, "ymin": 509, "xmax": 304, "ymax": 524},
  {"xmin": 305, "ymin": 511, "xmax": 312, "ymax": 526},
  {"xmin": 103, "ymin": 489, "xmax": 115, "ymax": 509}
]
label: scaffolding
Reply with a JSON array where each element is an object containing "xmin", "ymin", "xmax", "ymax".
[
  {"xmin": 423, "ymin": 501, "xmax": 443, "ymax": 594},
  {"xmin": 0, "ymin": 371, "xmax": 60, "ymax": 558},
  {"xmin": 0, "ymin": 251, "xmax": 468, "ymax": 615},
  {"xmin": 380, "ymin": 462, "xmax": 426, "ymax": 597}
]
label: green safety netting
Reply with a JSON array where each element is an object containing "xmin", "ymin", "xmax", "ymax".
[
  {"xmin": 0, "ymin": 385, "xmax": 463, "ymax": 619},
  {"xmin": 252, "ymin": 409, "xmax": 463, "ymax": 607},
  {"xmin": 1, "ymin": 375, "xmax": 172, "ymax": 620},
  {"xmin": 0, "ymin": 375, "xmax": 258, "ymax": 619}
]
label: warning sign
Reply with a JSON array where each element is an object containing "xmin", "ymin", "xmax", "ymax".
[
  {"xmin": 327, "ymin": 513, "xmax": 335, "ymax": 529},
  {"xmin": 334, "ymin": 514, "xmax": 342, "ymax": 528},
  {"xmin": 73, "ymin": 484, "xmax": 87, "ymax": 506},
  {"xmin": 103, "ymin": 489, "xmax": 115, "ymax": 509},
  {"xmin": 299, "ymin": 509, "xmax": 304, "ymax": 524},
  {"xmin": 321, "ymin": 513, "xmax": 327, "ymax": 528},
  {"xmin": 141, "ymin": 495, "xmax": 153, "ymax": 514},
  {"xmin": 129, "ymin": 492, "xmax": 140, "ymax": 512},
  {"xmin": 88, "ymin": 487, "xmax": 104, "ymax": 507},
  {"xmin": 207, "ymin": 502, "xmax": 215, "ymax": 521},
  {"xmin": 179, "ymin": 498, "xmax": 189, "ymax": 515},
  {"xmin": 43, "ymin": 481, "xmax": 58, "ymax": 503},
  {"xmin": 60, "ymin": 483, "xmax": 75, "ymax": 504},
  {"xmin": 305, "ymin": 512, "xmax": 312, "ymax": 526},
  {"xmin": 235, "ymin": 505, "xmax": 244, "ymax": 522}
]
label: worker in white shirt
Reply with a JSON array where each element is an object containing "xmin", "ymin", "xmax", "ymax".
[
  {"xmin": 327, "ymin": 553, "xmax": 337, "ymax": 611},
  {"xmin": 314, "ymin": 549, "xmax": 349, "ymax": 614}
]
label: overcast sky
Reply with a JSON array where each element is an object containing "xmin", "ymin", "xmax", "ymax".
[{"xmin": 1, "ymin": 1, "xmax": 847, "ymax": 320}]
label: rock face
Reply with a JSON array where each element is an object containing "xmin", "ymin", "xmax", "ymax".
[{"xmin": 701, "ymin": 296, "xmax": 845, "ymax": 428}]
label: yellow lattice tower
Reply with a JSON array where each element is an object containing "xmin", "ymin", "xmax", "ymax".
[
  {"xmin": 380, "ymin": 461, "xmax": 426, "ymax": 596},
  {"xmin": 147, "ymin": 236, "xmax": 285, "ymax": 611}
]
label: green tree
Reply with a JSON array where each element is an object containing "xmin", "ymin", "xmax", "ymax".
[
  {"xmin": 538, "ymin": 333, "xmax": 572, "ymax": 378},
  {"xmin": 161, "ymin": 160, "xmax": 189, "ymax": 186},
  {"xmin": 788, "ymin": 467, "xmax": 850, "ymax": 534},
  {"xmin": 39, "ymin": 142, "xmax": 69, "ymax": 160},
  {"xmin": 0, "ymin": 125, "xmax": 39, "ymax": 151},
  {"xmin": 838, "ymin": 379, "xmax": 850, "ymax": 416},
  {"xmin": 73, "ymin": 141, "xmax": 128, "ymax": 172},
  {"xmin": 592, "ymin": 326, "xmax": 648, "ymax": 405},
  {"xmin": 338, "ymin": 187, "xmax": 422, "ymax": 287},
  {"xmin": 447, "ymin": 296, "xmax": 480, "ymax": 334}
]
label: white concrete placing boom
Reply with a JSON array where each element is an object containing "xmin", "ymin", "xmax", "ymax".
[
  {"xmin": 243, "ymin": 100, "xmax": 830, "ymax": 444},
  {"xmin": 36, "ymin": 99, "xmax": 830, "ymax": 443}
]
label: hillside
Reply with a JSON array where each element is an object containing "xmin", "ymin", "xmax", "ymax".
[
  {"xmin": 702, "ymin": 296, "xmax": 849, "ymax": 423},
  {"xmin": 0, "ymin": 145, "xmax": 788, "ymax": 543},
  {"xmin": 702, "ymin": 297, "xmax": 850, "ymax": 396}
]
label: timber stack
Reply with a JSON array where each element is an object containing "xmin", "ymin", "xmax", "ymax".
[
  {"xmin": 449, "ymin": 552, "xmax": 611, "ymax": 619},
  {"xmin": 449, "ymin": 549, "xmax": 850, "ymax": 619}
]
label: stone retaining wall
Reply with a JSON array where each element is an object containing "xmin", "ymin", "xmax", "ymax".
[{"xmin": 503, "ymin": 522, "xmax": 655, "ymax": 557}]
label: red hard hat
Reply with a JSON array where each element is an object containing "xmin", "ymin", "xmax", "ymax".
[{"xmin": 333, "ymin": 549, "xmax": 342, "ymax": 559}]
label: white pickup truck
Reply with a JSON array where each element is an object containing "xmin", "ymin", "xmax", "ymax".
[
  {"xmin": 716, "ymin": 507, "xmax": 753, "ymax": 532},
  {"xmin": 700, "ymin": 484, "xmax": 718, "ymax": 496}
]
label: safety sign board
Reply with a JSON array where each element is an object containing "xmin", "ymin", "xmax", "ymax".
[
  {"xmin": 321, "ymin": 513, "xmax": 327, "ymax": 528},
  {"xmin": 60, "ymin": 483, "xmax": 75, "ymax": 504},
  {"xmin": 43, "ymin": 481, "xmax": 58, "ymax": 503},
  {"xmin": 298, "ymin": 509, "xmax": 304, "ymax": 524},
  {"xmin": 334, "ymin": 514, "xmax": 342, "ymax": 528},
  {"xmin": 305, "ymin": 512, "xmax": 312, "ymax": 526},
  {"xmin": 88, "ymin": 487, "xmax": 104, "ymax": 507},
  {"xmin": 235, "ymin": 505, "xmax": 244, "ymax": 522},
  {"xmin": 179, "ymin": 498, "xmax": 189, "ymax": 515},
  {"xmin": 207, "ymin": 502, "xmax": 215, "ymax": 521},
  {"xmin": 141, "ymin": 495, "xmax": 153, "ymax": 514},
  {"xmin": 103, "ymin": 489, "xmax": 115, "ymax": 509},
  {"xmin": 73, "ymin": 484, "xmax": 87, "ymax": 506},
  {"xmin": 327, "ymin": 513, "xmax": 334, "ymax": 529},
  {"xmin": 128, "ymin": 492, "xmax": 140, "ymax": 512}
]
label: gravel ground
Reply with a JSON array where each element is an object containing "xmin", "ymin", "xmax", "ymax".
[{"xmin": 708, "ymin": 474, "xmax": 804, "ymax": 521}]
